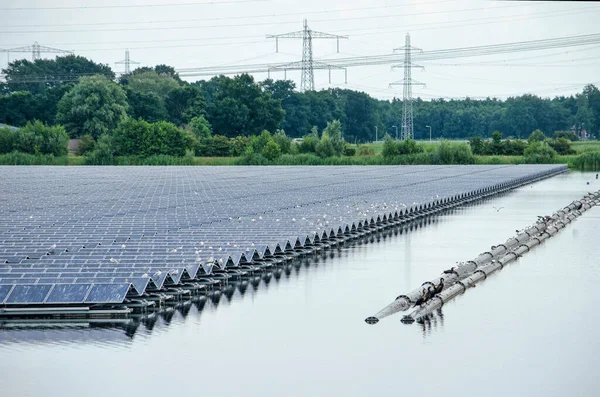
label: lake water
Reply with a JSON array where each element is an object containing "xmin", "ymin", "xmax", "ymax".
[{"xmin": 0, "ymin": 171, "xmax": 599, "ymax": 397}]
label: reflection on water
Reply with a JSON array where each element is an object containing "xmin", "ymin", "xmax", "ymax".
[{"xmin": 0, "ymin": 172, "xmax": 599, "ymax": 397}]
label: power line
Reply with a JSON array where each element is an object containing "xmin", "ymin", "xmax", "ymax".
[
  {"xmin": 1, "ymin": 6, "xmax": 593, "ymax": 48},
  {"xmin": 0, "ymin": 0, "xmax": 269, "ymax": 11},
  {"xmin": 0, "ymin": 0, "xmax": 458, "ymax": 28},
  {"xmin": 0, "ymin": 3, "xmax": 547, "ymax": 33},
  {"xmin": 2, "ymin": 34, "xmax": 599, "ymax": 84},
  {"xmin": 174, "ymin": 33, "xmax": 600, "ymax": 76}
]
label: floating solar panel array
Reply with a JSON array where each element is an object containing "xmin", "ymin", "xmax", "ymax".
[{"xmin": 0, "ymin": 164, "xmax": 566, "ymax": 310}]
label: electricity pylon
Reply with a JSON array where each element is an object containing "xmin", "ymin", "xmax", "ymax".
[
  {"xmin": 115, "ymin": 49, "xmax": 140, "ymax": 74},
  {"xmin": 389, "ymin": 33, "xmax": 424, "ymax": 140},
  {"xmin": 267, "ymin": 19, "xmax": 348, "ymax": 91},
  {"xmin": 2, "ymin": 41, "xmax": 72, "ymax": 62}
]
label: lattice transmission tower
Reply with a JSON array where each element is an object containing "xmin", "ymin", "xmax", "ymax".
[
  {"xmin": 389, "ymin": 33, "xmax": 424, "ymax": 140},
  {"xmin": 1, "ymin": 41, "xmax": 72, "ymax": 63},
  {"xmin": 115, "ymin": 49, "xmax": 140, "ymax": 74},
  {"xmin": 267, "ymin": 19, "xmax": 348, "ymax": 91}
]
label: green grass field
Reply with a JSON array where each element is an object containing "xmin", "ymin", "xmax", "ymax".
[{"xmin": 572, "ymin": 141, "xmax": 600, "ymax": 153}]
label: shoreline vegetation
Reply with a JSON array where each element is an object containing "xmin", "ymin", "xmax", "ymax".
[{"xmin": 1, "ymin": 141, "xmax": 599, "ymax": 170}]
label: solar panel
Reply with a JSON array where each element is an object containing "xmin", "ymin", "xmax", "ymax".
[
  {"xmin": 0, "ymin": 284, "xmax": 14, "ymax": 304},
  {"xmin": 45, "ymin": 283, "xmax": 92, "ymax": 304},
  {"xmin": 4, "ymin": 284, "xmax": 53, "ymax": 304},
  {"xmin": 0, "ymin": 165, "xmax": 566, "ymax": 305},
  {"xmin": 84, "ymin": 283, "xmax": 130, "ymax": 304}
]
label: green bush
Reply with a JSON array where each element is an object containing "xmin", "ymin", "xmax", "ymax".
[
  {"xmin": 272, "ymin": 130, "xmax": 292, "ymax": 154},
  {"xmin": 84, "ymin": 134, "xmax": 114, "ymax": 165},
  {"xmin": 468, "ymin": 136, "xmax": 486, "ymax": 155},
  {"xmin": 187, "ymin": 115, "xmax": 212, "ymax": 139},
  {"xmin": 398, "ymin": 139, "xmax": 423, "ymax": 155},
  {"xmin": 249, "ymin": 130, "xmax": 273, "ymax": 153},
  {"xmin": 112, "ymin": 118, "xmax": 195, "ymax": 157},
  {"xmin": 262, "ymin": 139, "xmax": 282, "ymax": 160},
  {"xmin": 523, "ymin": 141, "xmax": 557, "ymax": 163},
  {"xmin": 502, "ymin": 138, "xmax": 527, "ymax": 156},
  {"xmin": 298, "ymin": 128, "xmax": 319, "ymax": 154},
  {"xmin": 528, "ymin": 129, "xmax": 546, "ymax": 143},
  {"xmin": 315, "ymin": 133, "xmax": 336, "ymax": 157},
  {"xmin": 344, "ymin": 145, "xmax": 357, "ymax": 156},
  {"xmin": 230, "ymin": 136, "xmax": 249, "ymax": 157},
  {"xmin": 0, "ymin": 121, "xmax": 68, "ymax": 156},
  {"xmin": 382, "ymin": 135, "xmax": 399, "ymax": 158},
  {"xmin": 0, "ymin": 127, "xmax": 16, "ymax": 153},
  {"xmin": 547, "ymin": 137, "xmax": 576, "ymax": 155},
  {"xmin": 382, "ymin": 136, "xmax": 423, "ymax": 158},
  {"xmin": 358, "ymin": 145, "xmax": 375, "ymax": 156},
  {"xmin": 76, "ymin": 134, "xmax": 96, "ymax": 155},
  {"xmin": 317, "ymin": 120, "xmax": 346, "ymax": 156},
  {"xmin": 431, "ymin": 140, "xmax": 475, "ymax": 164},
  {"xmin": 198, "ymin": 135, "xmax": 231, "ymax": 156}
]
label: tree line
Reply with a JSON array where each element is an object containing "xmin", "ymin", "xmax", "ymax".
[{"xmin": 1, "ymin": 55, "xmax": 599, "ymax": 155}]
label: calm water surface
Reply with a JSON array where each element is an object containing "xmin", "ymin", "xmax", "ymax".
[{"xmin": 0, "ymin": 171, "xmax": 599, "ymax": 397}]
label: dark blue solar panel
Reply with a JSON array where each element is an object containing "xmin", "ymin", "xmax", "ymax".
[
  {"xmin": 45, "ymin": 284, "xmax": 92, "ymax": 304},
  {"xmin": 4, "ymin": 284, "xmax": 53, "ymax": 304},
  {"xmin": 84, "ymin": 283, "xmax": 129, "ymax": 303},
  {"xmin": 0, "ymin": 284, "xmax": 14, "ymax": 304}
]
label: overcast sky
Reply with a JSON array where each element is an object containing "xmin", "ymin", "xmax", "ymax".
[{"xmin": 1, "ymin": 0, "xmax": 599, "ymax": 100}]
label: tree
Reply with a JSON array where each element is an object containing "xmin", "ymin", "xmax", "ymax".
[
  {"xmin": 581, "ymin": 84, "xmax": 600, "ymax": 139},
  {"xmin": 316, "ymin": 120, "xmax": 345, "ymax": 157},
  {"xmin": 1, "ymin": 55, "xmax": 114, "ymax": 95},
  {"xmin": 260, "ymin": 79, "xmax": 296, "ymax": 101},
  {"xmin": 321, "ymin": 120, "xmax": 345, "ymax": 155},
  {"xmin": 165, "ymin": 84, "xmax": 206, "ymax": 126},
  {"xmin": 199, "ymin": 74, "xmax": 284, "ymax": 137},
  {"xmin": 125, "ymin": 89, "xmax": 168, "ymax": 122},
  {"xmin": 335, "ymin": 89, "xmax": 377, "ymax": 142},
  {"xmin": 56, "ymin": 75, "xmax": 128, "ymax": 139},
  {"xmin": 126, "ymin": 71, "xmax": 180, "ymax": 99},
  {"xmin": 187, "ymin": 115, "xmax": 212, "ymax": 139}
]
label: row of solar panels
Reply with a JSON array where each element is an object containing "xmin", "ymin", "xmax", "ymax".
[
  {"xmin": 0, "ymin": 283, "xmax": 131, "ymax": 305},
  {"xmin": 0, "ymin": 165, "xmax": 567, "ymax": 305}
]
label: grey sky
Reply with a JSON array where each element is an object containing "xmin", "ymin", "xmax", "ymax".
[{"xmin": 1, "ymin": 0, "xmax": 599, "ymax": 100}]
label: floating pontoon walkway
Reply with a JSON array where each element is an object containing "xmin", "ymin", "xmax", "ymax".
[
  {"xmin": 366, "ymin": 189, "xmax": 600, "ymax": 324},
  {"xmin": 0, "ymin": 165, "xmax": 565, "ymax": 316}
]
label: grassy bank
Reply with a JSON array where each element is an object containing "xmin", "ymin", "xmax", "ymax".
[{"xmin": 1, "ymin": 148, "xmax": 599, "ymax": 170}]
